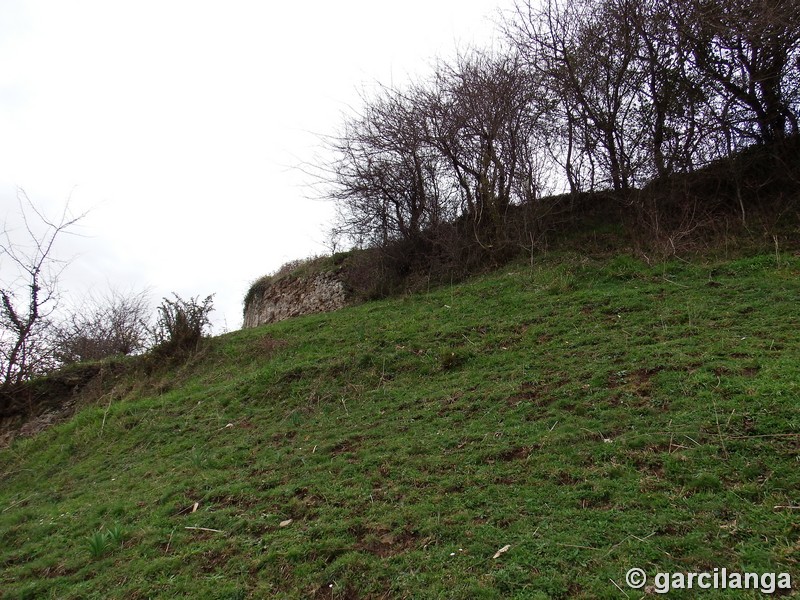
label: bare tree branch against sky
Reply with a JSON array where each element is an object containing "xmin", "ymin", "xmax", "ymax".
[{"xmin": 0, "ymin": 0, "xmax": 499, "ymax": 329}]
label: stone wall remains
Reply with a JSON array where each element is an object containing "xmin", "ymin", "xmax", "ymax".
[{"xmin": 242, "ymin": 271, "xmax": 348, "ymax": 328}]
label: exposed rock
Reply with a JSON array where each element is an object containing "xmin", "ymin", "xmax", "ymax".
[
  {"xmin": 0, "ymin": 399, "xmax": 77, "ymax": 448},
  {"xmin": 243, "ymin": 271, "xmax": 348, "ymax": 328}
]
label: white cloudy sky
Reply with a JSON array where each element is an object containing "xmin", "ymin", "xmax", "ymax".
[{"xmin": 0, "ymin": 0, "xmax": 503, "ymax": 330}]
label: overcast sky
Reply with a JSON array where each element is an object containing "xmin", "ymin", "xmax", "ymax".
[{"xmin": 0, "ymin": 0, "xmax": 503, "ymax": 330}]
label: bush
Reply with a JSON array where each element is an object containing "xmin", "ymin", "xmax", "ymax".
[
  {"xmin": 150, "ymin": 294, "xmax": 214, "ymax": 357},
  {"xmin": 55, "ymin": 289, "xmax": 151, "ymax": 364}
]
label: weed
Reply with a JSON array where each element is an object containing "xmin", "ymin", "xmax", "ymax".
[
  {"xmin": 106, "ymin": 523, "xmax": 126, "ymax": 547},
  {"xmin": 87, "ymin": 531, "xmax": 108, "ymax": 559}
]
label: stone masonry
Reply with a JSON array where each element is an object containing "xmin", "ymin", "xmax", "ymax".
[{"xmin": 242, "ymin": 271, "xmax": 348, "ymax": 328}]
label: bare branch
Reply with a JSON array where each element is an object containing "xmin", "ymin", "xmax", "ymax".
[{"xmin": 0, "ymin": 194, "xmax": 86, "ymax": 389}]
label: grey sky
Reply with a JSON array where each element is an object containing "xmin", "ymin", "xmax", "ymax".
[{"xmin": 0, "ymin": 0, "xmax": 501, "ymax": 330}]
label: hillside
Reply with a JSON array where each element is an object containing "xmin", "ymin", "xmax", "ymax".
[{"xmin": 1, "ymin": 252, "xmax": 799, "ymax": 599}]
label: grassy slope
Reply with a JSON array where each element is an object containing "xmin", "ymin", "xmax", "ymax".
[{"xmin": 1, "ymin": 252, "xmax": 799, "ymax": 599}]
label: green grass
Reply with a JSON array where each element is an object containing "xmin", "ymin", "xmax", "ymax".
[{"xmin": 1, "ymin": 252, "xmax": 799, "ymax": 598}]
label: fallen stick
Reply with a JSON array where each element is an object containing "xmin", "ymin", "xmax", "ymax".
[{"xmin": 2, "ymin": 495, "xmax": 33, "ymax": 513}]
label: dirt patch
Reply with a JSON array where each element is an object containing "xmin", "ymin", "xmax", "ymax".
[
  {"xmin": 0, "ymin": 361, "xmax": 131, "ymax": 448},
  {"xmin": 607, "ymin": 367, "xmax": 661, "ymax": 389},
  {"xmin": 741, "ymin": 366, "xmax": 760, "ymax": 377},
  {"xmin": 629, "ymin": 453, "xmax": 666, "ymax": 478},
  {"xmin": 712, "ymin": 366, "xmax": 735, "ymax": 376},
  {"xmin": 330, "ymin": 435, "xmax": 365, "ymax": 456},
  {"xmin": 198, "ymin": 547, "xmax": 234, "ymax": 573},
  {"xmin": 0, "ymin": 398, "xmax": 77, "ymax": 448},
  {"xmin": 506, "ymin": 381, "xmax": 558, "ymax": 408},
  {"xmin": 437, "ymin": 392, "xmax": 462, "ymax": 411},
  {"xmin": 33, "ymin": 561, "xmax": 79, "ymax": 579},
  {"xmin": 606, "ymin": 367, "xmax": 662, "ymax": 404},
  {"xmin": 553, "ymin": 470, "xmax": 582, "ymax": 486},
  {"xmin": 205, "ymin": 493, "xmax": 259, "ymax": 510},
  {"xmin": 271, "ymin": 430, "xmax": 298, "ymax": 443},
  {"xmin": 494, "ymin": 445, "xmax": 540, "ymax": 462},
  {"xmin": 354, "ymin": 525, "xmax": 419, "ymax": 558}
]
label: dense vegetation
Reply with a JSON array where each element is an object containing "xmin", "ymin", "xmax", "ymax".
[
  {"xmin": 2, "ymin": 250, "xmax": 798, "ymax": 598},
  {"xmin": 322, "ymin": 0, "xmax": 800, "ymax": 285}
]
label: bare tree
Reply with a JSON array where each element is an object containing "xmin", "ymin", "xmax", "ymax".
[
  {"xmin": 676, "ymin": 0, "xmax": 800, "ymax": 147},
  {"xmin": 506, "ymin": 0, "xmax": 749, "ymax": 192},
  {"xmin": 626, "ymin": 0, "xmax": 711, "ymax": 178},
  {"xmin": 0, "ymin": 191, "xmax": 85, "ymax": 388},
  {"xmin": 421, "ymin": 50, "xmax": 545, "ymax": 250},
  {"xmin": 54, "ymin": 288, "xmax": 152, "ymax": 364},
  {"xmin": 506, "ymin": 0, "xmax": 638, "ymax": 192},
  {"xmin": 324, "ymin": 0, "xmax": 800, "ymax": 269},
  {"xmin": 328, "ymin": 85, "xmax": 451, "ymax": 250}
]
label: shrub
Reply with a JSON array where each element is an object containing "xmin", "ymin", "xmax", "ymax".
[
  {"xmin": 150, "ymin": 294, "xmax": 214, "ymax": 357},
  {"xmin": 54, "ymin": 289, "xmax": 151, "ymax": 364}
]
